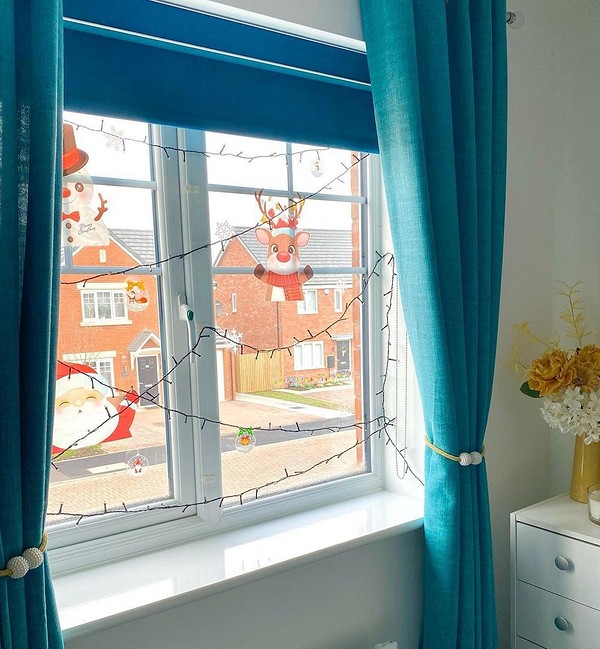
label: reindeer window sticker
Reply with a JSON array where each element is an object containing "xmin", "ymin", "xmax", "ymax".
[
  {"xmin": 253, "ymin": 190, "xmax": 313, "ymax": 302},
  {"xmin": 62, "ymin": 123, "xmax": 110, "ymax": 247}
]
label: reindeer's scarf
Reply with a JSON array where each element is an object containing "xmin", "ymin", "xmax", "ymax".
[{"xmin": 265, "ymin": 271, "xmax": 303, "ymax": 301}]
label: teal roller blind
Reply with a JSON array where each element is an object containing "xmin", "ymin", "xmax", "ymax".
[{"xmin": 64, "ymin": 0, "xmax": 378, "ymax": 151}]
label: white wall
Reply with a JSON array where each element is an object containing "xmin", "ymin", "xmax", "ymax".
[
  {"xmin": 486, "ymin": 1, "xmax": 600, "ymax": 647},
  {"xmin": 65, "ymin": 532, "xmax": 423, "ymax": 649}
]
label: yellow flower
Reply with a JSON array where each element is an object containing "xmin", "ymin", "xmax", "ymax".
[
  {"xmin": 571, "ymin": 345, "xmax": 600, "ymax": 392},
  {"xmin": 527, "ymin": 349, "xmax": 575, "ymax": 396}
]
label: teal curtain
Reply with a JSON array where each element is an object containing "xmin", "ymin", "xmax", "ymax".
[
  {"xmin": 360, "ymin": 1, "xmax": 506, "ymax": 648},
  {"xmin": 0, "ymin": 1, "xmax": 64, "ymax": 647}
]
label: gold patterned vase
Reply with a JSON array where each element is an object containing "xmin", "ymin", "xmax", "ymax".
[{"xmin": 570, "ymin": 435, "xmax": 600, "ymax": 503}]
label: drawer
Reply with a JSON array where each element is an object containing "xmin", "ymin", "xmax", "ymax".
[
  {"xmin": 516, "ymin": 580, "xmax": 600, "ymax": 649},
  {"xmin": 517, "ymin": 523, "xmax": 600, "ymax": 609},
  {"xmin": 516, "ymin": 638, "xmax": 545, "ymax": 649}
]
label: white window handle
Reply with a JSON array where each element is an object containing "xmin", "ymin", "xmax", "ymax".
[{"xmin": 178, "ymin": 295, "xmax": 196, "ymax": 364}]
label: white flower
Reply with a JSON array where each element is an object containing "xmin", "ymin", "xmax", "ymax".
[{"xmin": 540, "ymin": 388, "xmax": 600, "ymax": 444}]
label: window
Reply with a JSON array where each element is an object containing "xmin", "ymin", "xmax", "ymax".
[
  {"xmin": 294, "ymin": 341, "xmax": 324, "ymax": 371},
  {"xmin": 80, "ymin": 289, "xmax": 128, "ymax": 324},
  {"xmin": 334, "ymin": 288, "xmax": 344, "ymax": 312},
  {"xmin": 49, "ymin": 111, "xmax": 379, "ymax": 567},
  {"xmin": 297, "ymin": 289, "xmax": 318, "ymax": 314},
  {"xmin": 88, "ymin": 358, "xmax": 115, "ymax": 387}
]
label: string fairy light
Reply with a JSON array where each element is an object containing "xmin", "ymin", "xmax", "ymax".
[
  {"xmin": 48, "ymin": 253, "xmax": 423, "ymax": 523},
  {"xmin": 65, "ymin": 119, "xmax": 331, "ymax": 163},
  {"xmin": 51, "ymin": 127, "xmax": 422, "ymax": 522},
  {"xmin": 60, "ymin": 151, "xmax": 368, "ymax": 287}
]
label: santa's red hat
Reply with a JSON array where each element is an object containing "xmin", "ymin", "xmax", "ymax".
[{"xmin": 55, "ymin": 362, "xmax": 114, "ymax": 399}]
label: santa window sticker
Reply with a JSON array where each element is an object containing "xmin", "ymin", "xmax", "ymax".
[
  {"xmin": 61, "ymin": 123, "xmax": 110, "ymax": 247},
  {"xmin": 252, "ymin": 190, "xmax": 313, "ymax": 302},
  {"xmin": 52, "ymin": 362, "xmax": 139, "ymax": 454}
]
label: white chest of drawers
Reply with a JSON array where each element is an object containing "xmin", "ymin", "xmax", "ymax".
[{"xmin": 511, "ymin": 494, "xmax": 600, "ymax": 649}]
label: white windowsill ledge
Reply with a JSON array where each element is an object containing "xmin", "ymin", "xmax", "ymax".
[{"xmin": 53, "ymin": 491, "xmax": 423, "ymax": 641}]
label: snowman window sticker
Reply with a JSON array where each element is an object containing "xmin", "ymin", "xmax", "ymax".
[{"xmin": 62, "ymin": 123, "xmax": 110, "ymax": 247}]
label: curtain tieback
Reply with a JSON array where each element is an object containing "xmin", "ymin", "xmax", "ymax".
[
  {"xmin": 0, "ymin": 533, "xmax": 48, "ymax": 579},
  {"xmin": 424, "ymin": 436, "xmax": 485, "ymax": 466}
]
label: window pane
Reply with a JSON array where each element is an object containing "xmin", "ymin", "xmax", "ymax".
[
  {"xmin": 51, "ymin": 114, "xmax": 172, "ymax": 527},
  {"xmin": 206, "ymin": 132, "xmax": 288, "ymax": 189},
  {"xmin": 113, "ymin": 292, "xmax": 126, "ymax": 318},
  {"xmin": 96, "ymin": 292, "xmax": 112, "ymax": 319},
  {"xmin": 63, "ymin": 111, "xmax": 152, "ymax": 181},
  {"xmin": 291, "ymin": 144, "xmax": 356, "ymax": 197},
  {"xmin": 82, "ymin": 293, "xmax": 96, "ymax": 320}
]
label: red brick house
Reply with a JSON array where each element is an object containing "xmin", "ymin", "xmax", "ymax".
[
  {"xmin": 213, "ymin": 225, "xmax": 360, "ymax": 390},
  {"xmin": 58, "ymin": 230, "xmax": 163, "ymax": 405},
  {"xmin": 58, "ymin": 222, "xmax": 361, "ymax": 403}
]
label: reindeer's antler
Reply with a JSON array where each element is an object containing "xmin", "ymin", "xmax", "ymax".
[
  {"xmin": 254, "ymin": 189, "xmax": 270, "ymax": 224},
  {"xmin": 288, "ymin": 192, "xmax": 305, "ymax": 228}
]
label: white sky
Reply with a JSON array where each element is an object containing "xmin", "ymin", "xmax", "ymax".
[{"xmin": 63, "ymin": 112, "xmax": 358, "ymax": 258}]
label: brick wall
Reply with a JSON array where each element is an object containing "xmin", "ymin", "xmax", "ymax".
[
  {"xmin": 213, "ymin": 207, "xmax": 361, "ymax": 390},
  {"xmin": 58, "ymin": 240, "xmax": 161, "ymax": 399}
]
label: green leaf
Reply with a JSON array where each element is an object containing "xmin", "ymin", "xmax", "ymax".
[{"xmin": 520, "ymin": 381, "xmax": 541, "ymax": 398}]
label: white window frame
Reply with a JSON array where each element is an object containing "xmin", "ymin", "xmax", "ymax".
[
  {"xmin": 297, "ymin": 288, "xmax": 318, "ymax": 314},
  {"xmin": 334, "ymin": 287, "xmax": 344, "ymax": 312},
  {"xmin": 79, "ymin": 287, "xmax": 131, "ymax": 325},
  {"xmin": 48, "ymin": 121, "xmax": 386, "ymax": 574},
  {"xmin": 293, "ymin": 341, "xmax": 325, "ymax": 371}
]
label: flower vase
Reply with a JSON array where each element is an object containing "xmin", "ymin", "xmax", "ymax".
[{"xmin": 570, "ymin": 435, "xmax": 600, "ymax": 503}]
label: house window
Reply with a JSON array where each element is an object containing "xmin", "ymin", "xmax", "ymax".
[
  {"xmin": 49, "ymin": 110, "xmax": 377, "ymax": 568},
  {"xmin": 334, "ymin": 288, "xmax": 344, "ymax": 312},
  {"xmin": 87, "ymin": 358, "xmax": 115, "ymax": 387},
  {"xmin": 294, "ymin": 341, "xmax": 324, "ymax": 371},
  {"xmin": 297, "ymin": 289, "xmax": 318, "ymax": 314},
  {"xmin": 81, "ymin": 290, "xmax": 127, "ymax": 323}
]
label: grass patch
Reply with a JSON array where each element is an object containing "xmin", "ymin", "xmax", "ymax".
[
  {"xmin": 55, "ymin": 444, "xmax": 106, "ymax": 461},
  {"xmin": 255, "ymin": 390, "xmax": 342, "ymax": 411}
]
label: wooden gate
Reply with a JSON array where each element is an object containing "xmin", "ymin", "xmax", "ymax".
[{"xmin": 235, "ymin": 350, "xmax": 284, "ymax": 393}]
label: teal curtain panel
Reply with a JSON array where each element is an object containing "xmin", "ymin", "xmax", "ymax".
[
  {"xmin": 360, "ymin": 1, "xmax": 507, "ymax": 647},
  {"xmin": 0, "ymin": 0, "xmax": 64, "ymax": 647}
]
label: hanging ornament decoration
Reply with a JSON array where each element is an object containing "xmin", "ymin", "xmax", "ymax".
[
  {"xmin": 124, "ymin": 278, "xmax": 150, "ymax": 312},
  {"xmin": 61, "ymin": 123, "xmax": 110, "ymax": 247},
  {"xmin": 252, "ymin": 189, "xmax": 314, "ymax": 302},
  {"xmin": 310, "ymin": 157, "xmax": 324, "ymax": 177},
  {"xmin": 338, "ymin": 404, "xmax": 352, "ymax": 420},
  {"xmin": 235, "ymin": 427, "xmax": 256, "ymax": 453},
  {"xmin": 127, "ymin": 454, "xmax": 150, "ymax": 476}
]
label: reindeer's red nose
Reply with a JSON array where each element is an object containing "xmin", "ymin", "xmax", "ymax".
[{"xmin": 276, "ymin": 251, "xmax": 291, "ymax": 263}]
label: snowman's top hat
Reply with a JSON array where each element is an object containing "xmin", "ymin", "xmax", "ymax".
[{"xmin": 62, "ymin": 123, "xmax": 89, "ymax": 177}]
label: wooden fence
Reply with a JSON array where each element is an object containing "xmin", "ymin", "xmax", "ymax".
[{"xmin": 235, "ymin": 350, "xmax": 284, "ymax": 393}]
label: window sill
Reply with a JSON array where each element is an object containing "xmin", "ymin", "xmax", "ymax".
[
  {"xmin": 52, "ymin": 491, "xmax": 423, "ymax": 641},
  {"xmin": 80, "ymin": 319, "xmax": 133, "ymax": 326}
]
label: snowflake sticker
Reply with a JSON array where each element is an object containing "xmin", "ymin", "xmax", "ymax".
[
  {"xmin": 338, "ymin": 404, "xmax": 352, "ymax": 420},
  {"xmin": 105, "ymin": 125, "xmax": 125, "ymax": 151},
  {"xmin": 214, "ymin": 220, "xmax": 235, "ymax": 242},
  {"xmin": 227, "ymin": 329, "xmax": 243, "ymax": 354}
]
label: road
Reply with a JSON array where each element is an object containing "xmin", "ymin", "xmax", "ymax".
[{"xmin": 52, "ymin": 415, "xmax": 355, "ymax": 480}]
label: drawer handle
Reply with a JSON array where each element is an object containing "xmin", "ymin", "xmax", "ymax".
[
  {"xmin": 554, "ymin": 555, "xmax": 571, "ymax": 571},
  {"xmin": 554, "ymin": 616, "xmax": 570, "ymax": 632}
]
